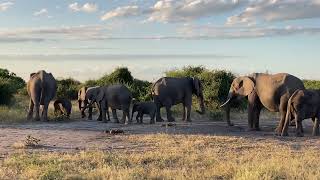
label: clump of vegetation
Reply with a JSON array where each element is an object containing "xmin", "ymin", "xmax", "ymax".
[
  {"xmin": 303, "ymin": 80, "xmax": 320, "ymax": 90},
  {"xmin": 166, "ymin": 66, "xmax": 246, "ymax": 114},
  {"xmin": 0, "ymin": 68, "xmax": 26, "ymax": 105},
  {"xmin": 56, "ymin": 78, "xmax": 81, "ymax": 100}
]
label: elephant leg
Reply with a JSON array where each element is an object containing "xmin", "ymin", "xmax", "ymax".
[
  {"xmin": 121, "ymin": 111, "xmax": 126, "ymax": 124},
  {"xmin": 186, "ymin": 105, "xmax": 192, "ymax": 122},
  {"xmin": 182, "ymin": 104, "xmax": 186, "ymax": 121},
  {"xmin": 140, "ymin": 113, "xmax": 144, "ymax": 124},
  {"xmin": 165, "ymin": 104, "xmax": 175, "ymax": 122},
  {"xmin": 41, "ymin": 102, "xmax": 49, "ymax": 121},
  {"xmin": 124, "ymin": 108, "xmax": 131, "ymax": 125},
  {"xmin": 296, "ymin": 118, "xmax": 304, "ymax": 137},
  {"xmin": 27, "ymin": 99, "xmax": 34, "ymax": 120},
  {"xmin": 112, "ymin": 109, "xmax": 119, "ymax": 123},
  {"xmin": 88, "ymin": 106, "xmax": 93, "ymax": 120},
  {"xmin": 275, "ymin": 96, "xmax": 289, "ymax": 135},
  {"xmin": 247, "ymin": 92, "xmax": 260, "ymax": 131},
  {"xmin": 96, "ymin": 102, "xmax": 103, "ymax": 121},
  {"xmin": 155, "ymin": 97, "xmax": 164, "ymax": 122},
  {"xmin": 312, "ymin": 117, "xmax": 319, "ymax": 136},
  {"xmin": 34, "ymin": 101, "xmax": 41, "ymax": 121},
  {"xmin": 150, "ymin": 112, "xmax": 156, "ymax": 124},
  {"xmin": 100, "ymin": 102, "xmax": 107, "ymax": 123}
]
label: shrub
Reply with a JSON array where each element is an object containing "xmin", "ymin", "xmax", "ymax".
[
  {"xmin": 0, "ymin": 79, "xmax": 16, "ymax": 105},
  {"xmin": 0, "ymin": 69, "xmax": 26, "ymax": 105},
  {"xmin": 303, "ymin": 80, "xmax": 320, "ymax": 90},
  {"xmin": 56, "ymin": 78, "xmax": 81, "ymax": 100},
  {"xmin": 166, "ymin": 66, "xmax": 246, "ymax": 112},
  {"xmin": 97, "ymin": 67, "xmax": 134, "ymax": 86},
  {"xmin": 128, "ymin": 79, "xmax": 152, "ymax": 101}
]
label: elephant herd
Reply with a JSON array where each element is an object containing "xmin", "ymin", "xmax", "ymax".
[{"xmin": 26, "ymin": 70, "xmax": 320, "ymax": 137}]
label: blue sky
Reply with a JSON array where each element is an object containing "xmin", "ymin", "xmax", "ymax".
[{"xmin": 0, "ymin": 0, "xmax": 320, "ymax": 81}]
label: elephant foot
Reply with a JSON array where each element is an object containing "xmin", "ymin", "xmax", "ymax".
[
  {"xmin": 312, "ymin": 132, "xmax": 319, "ymax": 136},
  {"xmin": 246, "ymin": 128, "xmax": 260, "ymax": 132},
  {"xmin": 274, "ymin": 127, "xmax": 283, "ymax": 136},
  {"xmin": 150, "ymin": 120, "xmax": 155, "ymax": 124},
  {"xmin": 227, "ymin": 122, "xmax": 234, "ymax": 127},
  {"xmin": 186, "ymin": 119, "xmax": 192, "ymax": 122},
  {"xmin": 35, "ymin": 117, "xmax": 40, "ymax": 121},
  {"xmin": 281, "ymin": 132, "xmax": 289, "ymax": 137},
  {"xmin": 114, "ymin": 119, "xmax": 120, "ymax": 123},
  {"xmin": 125, "ymin": 121, "xmax": 132, "ymax": 125},
  {"xmin": 168, "ymin": 117, "xmax": 175, "ymax": 122},
  {"xmin": 296, "ymin": 132, "xmax": 304, "ymax": 137},
  {"xmin": 156, "ymin": 118, "xmax": 164, "ymax": 122},
  {"xmin": 88, "ymin": 116, "xmax": 93, "ymax": 120}
]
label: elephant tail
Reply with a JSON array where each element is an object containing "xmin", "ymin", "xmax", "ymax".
[{"xmin": 39, "ymin": 71, "xmax": 46, "ymax": 105}]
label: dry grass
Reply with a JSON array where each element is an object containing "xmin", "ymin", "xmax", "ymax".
[{"xmin": 0, "ymin": 134, "xmax": 319, "ymax": 180}]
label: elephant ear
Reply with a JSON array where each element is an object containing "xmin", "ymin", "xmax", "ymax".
[
  {"xmin": 193, "ymin": 77, "xmax": 201, "ymax": 96},
  {"xmin": 78, "ymin": 87, "xmax": 87, "ymax": 101},
  {"xmin": 96, "ymin": 87, "xmax": 105, "ymax": 102},
  {"xmin": 239, "ymin": 77, "xmax": 255, "ymax": 96}
]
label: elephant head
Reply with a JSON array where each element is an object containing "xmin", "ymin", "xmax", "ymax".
[
  {"xmin": 85, "ymin": 86, "xmax": 103, "ymax": 107},
  {"xmin": 192, "ymin": 77, "xmax": 206, "ymax": 114},
  {"xmin": 221, "ymin": 76, "xmax": 255, "ymax": 108}
]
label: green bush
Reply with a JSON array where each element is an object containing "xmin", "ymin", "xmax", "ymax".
[
  {"xmin": 0, "ymin": 79, "xmax": 16, "ymax": 105},
  {"xmin": 303, "ymin": 80, "xmax": 320, "ymax": 90},
  {"xmin": 56, "ymin": 78, "xmax": 81, "ymax": 100},
  {"xmin": 166, "ymin": 66, "xmax": 246, "ymax": 112},
  {"xmin": 0, "ymin": 69, "xmax": 26, "ymax": 105},
  {"xmin": 97, "ymin": 67, "xmax": 134, "ymax": 86}
]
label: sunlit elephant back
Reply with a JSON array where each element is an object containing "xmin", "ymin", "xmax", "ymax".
[
  {"xmin": 27, "ymin": 70, "xmax": 57, "ymax": 121},
  {"xmin": 221, "ymin": 73, "xmax": 305, "ymax": 134},
  {"xmin": 152, "ymin": 77, "xmax": 205, "ymax": 122}
]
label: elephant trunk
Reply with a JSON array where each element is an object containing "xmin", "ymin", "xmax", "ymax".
[
  {"xmin": 78, "ymin": 100, "xmax": 82, "ymax": 111},
  {"xmin": 221, "ymin": 91, "xmax": 235, "ymax": 126}
]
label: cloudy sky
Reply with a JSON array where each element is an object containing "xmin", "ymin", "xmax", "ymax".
[{"xmin": 0, "ymin": 0, "xmax": 320, "ymax": 81}]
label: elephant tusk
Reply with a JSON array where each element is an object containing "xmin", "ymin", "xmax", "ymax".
[{"xmin": 220, "ymin": 98, "xmax": 231, "ymax": 108}]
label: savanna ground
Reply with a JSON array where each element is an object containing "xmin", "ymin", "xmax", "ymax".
[{"xmin": 0, "ymin": 97, "xmax": 320, "ymax": 179}]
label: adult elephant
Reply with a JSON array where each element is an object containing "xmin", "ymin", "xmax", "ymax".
[
  {"xmin": 220, "ymin": 73, "xmax": 305, "ymax": 134},
  {"xmin": 27, "ymin": 70, "xmax": 57, "ymax": 121},
  {"xmin": 85, "ymin": 84, "xmax": 132, "ymax": 124},
  {"xmin": 152, "ymin": 77, "xmax": 205, "ymax": 122}
]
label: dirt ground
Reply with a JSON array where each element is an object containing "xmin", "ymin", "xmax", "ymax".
[{"xmin": 0, "ymin": 112, "xmax": 319, "ymax": 159}]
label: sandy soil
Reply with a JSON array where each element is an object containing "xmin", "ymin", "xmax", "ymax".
[{"xmin": 0, "ymin": 113, "xmax": 319, "ymax": 158}]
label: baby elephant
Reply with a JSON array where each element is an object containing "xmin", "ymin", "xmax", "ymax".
[
  {"xmin": 131, "ymin": 101, "xmax": 156, "ymax": 124},
  {"xmin": 281, "ymin": 89, "xmax": 320, "ymax": 137},
  {"xmin": 54, "ymin": 98, "xmax": 72, "ymax": 118}
]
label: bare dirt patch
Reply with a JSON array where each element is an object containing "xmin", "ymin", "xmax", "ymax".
[{"xmin": 0, "ymin": 113, "xmax": 319, "ymax": 158}]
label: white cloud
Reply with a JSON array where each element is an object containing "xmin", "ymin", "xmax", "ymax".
[
  {"xmin": 101, "ymin": 6, "xmax": 140, "ymax": 21},
  {"xmin": 178, "ymin": 24, "xmax": 320, "ymax": 39},
  {"xmin": 69, "ymin": 2, "xmax": 98, "ymax": 13},
  {"xmin": 227, "ymin": 0, "xmax": 320, "ymax": 26},
  {"xmin": 147, "ymin": 0, "xmax": 247, "ymax": 23},
  {"xmin": 33, "ymin": 8, "xmax": 48, "ymax": 16},
  {"xmin": 101, "ymin": 0, "xmax": 247, "ymax": 22},
  {"xmin": 0, "ymin": 25, "xmax": 110, "ymax": 43},
  {"xmin": 0, "ymin": 2, "xmax": 13, "ymax": 11}
]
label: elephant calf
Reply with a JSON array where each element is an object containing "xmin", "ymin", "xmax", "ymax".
[
  {"xmin": 54, "ymin": 98, "xmax": 72, "ymax": 118},
  {"xmin": 131, "ymin": 101, "xmax": 156, "ymax": 124},
  {"xmin": 281, "ymin": 89, "xmax": 320, "ymax": 137}
]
